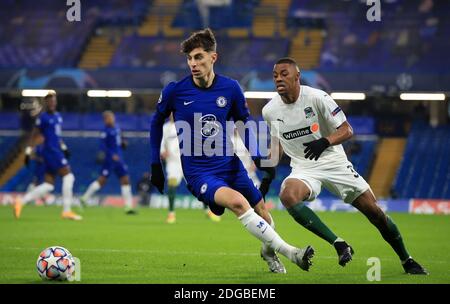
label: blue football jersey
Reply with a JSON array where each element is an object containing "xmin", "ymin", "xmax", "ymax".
[
  {"xmin": 150, "ymin": 74, "xmax": 259, "ymax": 179},
  {"xmin": 35, "ymin": 112, "xmax": 63, "ymax": 152},
  {"xmin": 101, "ymin": 126, "xmax": 123, "ymax": 159}
]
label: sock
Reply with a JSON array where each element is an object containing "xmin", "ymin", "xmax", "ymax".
[
  {"xmin": 62, "ymin": 173, "xmax": 75, "ymax": 212},
  {"xmin": 333, "ymin": 237, "xmax": 345, "ymax": 244},
  {"xmin": 239, "ymin": 209, "xmax": 297, "ymax": 262},
  {"xmin": 261, "ymin": 213, "xmax": 276, "ymax": 255},
  {"xmin": 26, "ymin": 183, "xmax": 36, "ymax": 193},
  {"xmin": 23, "ymin": 182, "xmax": 54, "ymax": 205},
  {"xmin": 378, "ymin": 215, "xmax": 410, "ymax": 261},
  {"xmin": 168, "ymin": 186, "xmax": 176, "ymax": 212},
  {"xmin": 121, "ymin": 184, "xmax": 133, "ymax": 210},
  {"xmin": 287, "ymin": 202, "xmax": 338, "ymax": 244},
  {"xmin": 82, "ymin": 181, "xmax": 101, "ymax": 201}
]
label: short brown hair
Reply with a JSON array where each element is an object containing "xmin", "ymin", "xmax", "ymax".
[{"xmin": 181, "ymin": 28, "xmax": 217, "ymax": 54}]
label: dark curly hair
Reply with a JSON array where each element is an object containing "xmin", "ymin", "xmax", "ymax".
[{"xmin": 181, "ymin": 28, "xmax": 217, "ymax": 54}]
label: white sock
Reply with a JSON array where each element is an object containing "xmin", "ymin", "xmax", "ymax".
[
  {"xmin": 262, "ymin": 213, "xmax": 276, "ymax": 255},
  {"xmin": 121, "ymin": 184, "xmax": 133, "ymax": 209},
  {"xmin": 82, "ymin": 181, "xmax": 101, "ymax": 201},
  {"xmin": 62, "ymin": 173, "xmax": 75, "ymax": 212},
  {"xmin": 23, "ymin": 182, "xmax": 54, "ymax": 205},
  {"xmin": 26, "ymin": 183, "xmax": 36, "ymax": 193},
  {"xmin": 239, "ymin": 209, "xmax": 297, "ymax": 261}
]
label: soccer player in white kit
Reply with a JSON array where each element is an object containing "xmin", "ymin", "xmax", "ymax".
[
  {"xmin": 261, "ymin": 57, "xmax": 427, "ymax": 275},
  {"xmin": 232, "ymin": 128, "xmax": 261, "ymax": 188},
  {"xmin": 161, "ymin": 116, "xmax": 221, "ymax": 223}
]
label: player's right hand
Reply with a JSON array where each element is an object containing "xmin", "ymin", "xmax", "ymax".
[{"xmin": 150, "ymin": 163, "xmax": 165, "ymax": 194}]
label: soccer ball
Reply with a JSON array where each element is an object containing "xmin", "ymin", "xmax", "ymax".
[{"xmin": 36, "ymin": 246, "xmax": 75, "ymax": 281}]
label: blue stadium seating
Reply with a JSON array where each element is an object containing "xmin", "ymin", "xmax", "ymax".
[
  {"xmin": 173, "ymin": 0, "xmax": 257, "ymax": 30},
  {"xmin": 393, "ymin": 122, "xmax": 450, "ymax": 199},
  {"xmin": 110, "ymin": 36, "xmax": 289, "ymax": 72},
  {"xmin": 0, "ymin": 113, "xmax": 20, "ymax": 130},
  {"xmin": 0, "ymin": 0, "xmax": 150, "ymax": 68},
  {"xmin": 288, "ymin": 0, "xmax": 450, "ymax": 72}
]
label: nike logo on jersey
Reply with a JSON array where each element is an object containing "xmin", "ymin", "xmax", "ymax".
[
  {"xmin": 277, "ymin": 118, "xmax": 284, "ymax": 123},
  {"xmin": 184, "ymin": 101, "xmax": 195, "ymax": 105}
]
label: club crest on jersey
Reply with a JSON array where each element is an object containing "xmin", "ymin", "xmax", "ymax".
[
  {"xmin": 199, "ymin": 114, "xmax": 220, "ymax": 137},
  {"xmin": 304, "ymin": 107, "xmax": 315, "ymax": 119},
  {"xmin": 216, "ymin": 96, "xmax": 227, "ymax": 107}
]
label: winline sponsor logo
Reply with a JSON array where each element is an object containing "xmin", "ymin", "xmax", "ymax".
[{"xmin": 282, "ymin": 124, "xmax": 318, "ymax": 140}]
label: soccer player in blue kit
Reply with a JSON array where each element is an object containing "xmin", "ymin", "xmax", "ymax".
[
  {"xmin": 80, "ymin": 111, "xmax": 136, "ymax": 214},
  {"xmin": 14, "ymin": 92, "xmax": 82, "ymax": 220},
  {"xmin": 150, "ymin": 28, "xmax": 314, "ymax": 273}
]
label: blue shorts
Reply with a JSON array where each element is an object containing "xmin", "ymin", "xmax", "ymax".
[
  {"xmin": 186, "ymin": 169, "xmax": 263, "ymax": 216},
  {"xmin": 34, "ymin": 161, "xmax": 46, "ymax": 184},
  {"xmin": 42, "ymin": 149, "xmax": 69, "ymax": 174},
  {"xmin": 100, "ymin": 159, "xmax": 129, "ymax": 178}
]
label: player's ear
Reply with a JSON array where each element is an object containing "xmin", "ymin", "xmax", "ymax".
[{"xmin": 211, "ymin": 52, "xmax": 218, "ymax": 64}]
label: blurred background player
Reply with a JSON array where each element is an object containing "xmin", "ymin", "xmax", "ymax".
[
  {"xmin": 232, "ymin": 127, "xmax": 261, "ymax": 188},
  {"xmin": 80, "ymin": 111, "xmax": 136, "ymax": 215},
  {"xmin": 14, "ymin": 92, "xmax": 81, "ymax": 220},
  {"xmin": 160, "ymin": 115, "xmax": 183, "ymax": 223},
  {"xmin": 25, "ymin": 134, "xmax": 45, "ymax": 193},
  {"xmin": 136, "ymin": 172, "xmax": 153, "ymax": 207},
  {"xmin": 262, "ymin": 57, "xmax": 427, "ymax": 274},
  {"xmin": 161, "ymin": 115, "xmax": 220, "ymax": 223}
]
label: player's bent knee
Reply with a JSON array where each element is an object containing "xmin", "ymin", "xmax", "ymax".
[
  {"xmin": 226, "ymin": 197, "xmax": 250, "ymax": 215},
  {"xmin": 279, "ymin": 190, "xmax": 300, "ymax": 208}
]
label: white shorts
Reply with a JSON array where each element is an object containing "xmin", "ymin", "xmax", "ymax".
[
  {"xmin": 281, "ymin": 161, "xmax": 371, "ymax": 204},
  {"xmin": 166, "ymin": 161, "xmax": 183, "ymax": 185}
]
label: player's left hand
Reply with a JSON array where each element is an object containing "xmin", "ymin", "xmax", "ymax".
[{"xmin": 303, "ymin": 137, "xmax": 330, "ymax": 161}]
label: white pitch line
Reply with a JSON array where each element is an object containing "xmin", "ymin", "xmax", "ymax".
[{"xmin": 4, "ymin": 247, "xmax": 447, "ymax": 264}]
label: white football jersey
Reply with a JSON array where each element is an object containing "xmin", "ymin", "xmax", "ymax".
[
  {"xmin": 161, "ymin": 121, "xmax": 181, "ymax": 165},
  {"xmin": 262, "ymin": 85, "xmax": 349, "ymax": 169}
]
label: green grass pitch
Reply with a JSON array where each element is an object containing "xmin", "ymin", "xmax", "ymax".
[{"xmin": 0, "ymin": 205, "xmax": 449, "ymax": 284}]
